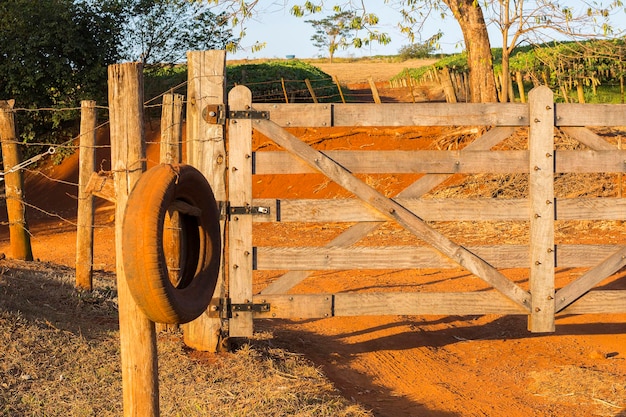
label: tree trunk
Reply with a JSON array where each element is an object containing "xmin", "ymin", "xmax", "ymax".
[{"xmin": 443, "ymin": 0, "xmax": 498, "ymax": 103}]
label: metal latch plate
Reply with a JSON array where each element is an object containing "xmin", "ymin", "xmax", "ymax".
[
  {"xmin": 231, "ymin": 303, "xmax": 270, "ymax": 313},
  {"xmin": 230, "ymin": 205, "xmax": 270, "ymax": 215}
]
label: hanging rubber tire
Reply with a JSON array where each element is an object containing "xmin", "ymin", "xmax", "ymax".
[{"xmin": 122, "ymin": 164, "xmax": 221, "ymax": 324}]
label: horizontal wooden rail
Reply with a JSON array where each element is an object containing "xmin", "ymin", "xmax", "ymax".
[
  {"xmin": 252, "ymin": 198, "xmax": 626, "ymax": 222},
  {"xmin": 252, "ymin": 102, "xmax": 626, "ymax": 128},
  {"xmin": 253, "ymin": 149, "xmax": 626, "ymax": 174},
  {"xmin": 254, "ymin": 245, "xmax": 625, "ymax": 270},
  {"xmin": 249, "ymin": 291, "xmax": 626, "ymax": 318}
]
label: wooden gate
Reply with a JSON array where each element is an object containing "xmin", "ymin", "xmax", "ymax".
[{"xmin": 222, "ymin": 84, "xmax": 626, "ymax": 338}]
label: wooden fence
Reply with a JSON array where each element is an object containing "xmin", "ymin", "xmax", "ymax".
[
  {"xmin": 101, "ymin": 52, "xmax": 626, "ymax": 417},
  {"xmin": 221, "ymin": 88, "xmax": 626, "ymax": 339}
]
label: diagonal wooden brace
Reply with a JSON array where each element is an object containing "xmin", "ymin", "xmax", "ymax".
[{"xmin": 254, "ymin": 119, "xmax": 531, "ymax": 310}]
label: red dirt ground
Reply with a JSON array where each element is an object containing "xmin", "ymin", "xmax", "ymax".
[{"xmin": 1, "ymin": 90, "xmax": 626, "ymax": 416}]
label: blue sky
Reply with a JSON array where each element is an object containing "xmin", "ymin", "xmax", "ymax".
[
  {"xmin": 226, "ymin": 1, "xmax": 625, "ymax": 61},
  {"xmin": 227, "ymin": 3, "xmax": 462, "ymax": 60}
]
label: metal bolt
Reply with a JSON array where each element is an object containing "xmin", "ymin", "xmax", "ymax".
[
  {"xmin": 209, "ymin": 111, "xmax": 216, "ymax": 117},
  {"xmin": 534, "ymin": 118, "xmax": 540, "ymax": 123},
  {"xmin": 535, "ymin": 307, "xmax": 541, "ymax": 312}
]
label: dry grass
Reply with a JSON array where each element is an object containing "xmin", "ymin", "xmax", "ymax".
[{"xmin": 0, "ymin": 260, "xmax": 372, "ymax": 417}]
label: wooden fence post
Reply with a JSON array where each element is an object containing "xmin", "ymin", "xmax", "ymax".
[
  {"xmin": 182, "ymin": 50, "xmax": 227, "ymax": 352},
  {"xmin": 76, "ymin": 100, "xmax": 97, "ymax": 290},
  {"xmin": 158, "ymin": 93, "xmax": 184, "ymax": 334},
  {"xmin": 227, "ymin": 85, "xmax": 253, "ymax": 337},
  {"xmin": 160, "ymin": 93, "xmax": 183, "ymax": 164},
  {"xmin": 368, "ymin": 77, "xmax": 382, "ymax": 104},
  {"xmin": 528, "ymin": 85, "xmax": 556, "ymax": 333},
  {"xmin": 0, "ymin": 100, "xmax": 33, "ymax": 261},
  {"xmin": 333, "ymin": 75, "xmax": 346, "ymax": 104},
  {"xmin": 108, "ymin": 62, "xmax": 159, "ymax": 417},
  {"xmin": 304, "ymin": 79, "xmax": 318, "ymax": 103},
  {"xmin": 515, "ymin": 72, "xmax": 526, "ymax": 103},
  {"xmin": 440, "ymin": 68, "xmax": 457, "ymax": 103}
]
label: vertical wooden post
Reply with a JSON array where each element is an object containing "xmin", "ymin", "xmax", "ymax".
[
  {"xmin": 0, "ymin": 100, "xmax": 33, "ymax": 261},
  {"xmin": 108, "ymin": 62, "xmax": 159, "ymax": 417},
  {"xmin": 182, "ymin": 50, "xmax": 227, "ymax": 352},
  {"xmin": 440, "ymin": 68, "xmax": 457, "ymax": 103},
  {"xmin": 76, "ymin": 100, "xmax": 97, "ymax": 290},
  {"xmin": 159, "ymin": 93, "xmax": 183, "ymax": 164},
  {"xmin": 158, "ymin": 93, "xmax": 184, "ymax": 334},
  {"xmin": 227, "ymin": 85, "xmax": 253, "ymax": 337},
  {"xmin": 515, "ymin": 72, "xmax": 526, "ymax": 103},
  {"xmin": 368, "ymin": 77, "xmax": 382, "ymax": 104},
  {"xmin": 528, "ymin": 86, "xmax": 555, "ymax": 333},
  {"xmin": 576, "ymin": 80, "xmax": 586, "ymax": 103}
]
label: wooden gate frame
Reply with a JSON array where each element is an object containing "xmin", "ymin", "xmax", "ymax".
[{"xmin": 219, "ymin": 84, "xmax": 626, "ymax": 338}]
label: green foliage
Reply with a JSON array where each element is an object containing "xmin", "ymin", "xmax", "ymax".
[
  {"xmin": 120, "ymin": 0, "xmax": 239, "ymax": 64},
  {"xmin": 0, "ymin": 0, "xmax": 123, "ymax": 149},
  {"xmin": 226, "ymin": 60, "xmax": 337, "ymax": 102},
  {"xmin": 399, "ymin": 39, "xmax": 626, "ymax": 103}
]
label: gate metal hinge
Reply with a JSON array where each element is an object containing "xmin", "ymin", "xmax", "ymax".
[
  {"xmin": 229, "ymin": 204, "xmax": 270, "ymax": 216},
  {"xmin": 203, "ymin": 104, "xmax": 269, "ymax": 125}
]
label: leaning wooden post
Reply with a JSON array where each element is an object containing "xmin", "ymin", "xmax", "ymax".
[
  {"xmin": 0, "ymin": 100, "xmax": 33, "ymax": 261},
  {"xmin": 157, "ymin": 93, "xmax": 184, "ymax": 334},
  {"xmin": 304, "ymin": 79, "xmax": 318, "ymax": 103},
  {"xmin": 333, "ymin": 75, "xmax": 346, "ymax": 104},
  {"xmin": 182, "ymin": 50, "xmax": 227, "ymax": 352},
  {"xmin": 108, "ymin": 62, "xmax": 159, "ymax": 417},
  {"xmin": 368, "ymin": 77, "xmax": 382, "ymax": 104},
  {"xmin": 528, "ymin": 85, "xmax": 556, "ymax": 333},
  {"xmin": 76, "ymin": 100, "xmax": 97, "ymax": 290}
]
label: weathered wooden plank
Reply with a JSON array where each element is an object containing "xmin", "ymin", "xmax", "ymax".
[
  {"xmin": 558, "ymin": 290, "xmax": 626, "ymax": 314},
  {"xmin": 555, "ymin": 150, "xmax": 626, "ymax": 173},
  {"xmin": 333, "ymin": 103, "xmax": 529, "ymax": 126},
  {"xmin": 556, "ymin": 104, "xmax": 626, "ymax": 127},
  {"xmin": 252, "ymin": 294, "xmax": 333, "ymax": 318},
  {"xmin": 255, "ymin": 245, "xmax": 626, "ymax": 270},
  {"xmin": 560, "ymin": 126, "xmax": 617, "ymax": 150},
  {"xmin": 182, "ymin": 50, "xmax": 227, "ymax": 352},
  {"xmin": 254, "ymin": 150, "xmax": 529, "ymax": 174},
  {"xmin": 556, "ymin": 198, "xmax": 626, "ymax": 220},
  {"xmin": 555, "ymin": 246, "xmax": 626, "ymax": 312},
  {"xmin": 228, "ymin": 85, "xmax": 254, "ymax": 338},
  {"xmin": 254, "ymin": 149, "xmax": 626, "ymax": 174},
  {"xmin": 333, "ymin": 292, "xmax": 527, "ymax": 316},
  {"xmin": 528, "ymin": 86, "xmax": 555, "ymax": 332},
  {"xmin": 253, "ymin": 103, "xmax": 332, "ymax": 127},
  {"xmin": 254, "ymin": 197, "xmax": 626, "ymax": 223},
  {"xmin": 254, "ymin": 198, "xmax": 528, "ymax": 222},
  {"xmin": 253, "ymin": 118, "xmax": 531, "ymax": 309},
  {"xmin": 251, "ymin": 292, "xmax": 527, "ymax": 318},
  {"xmin": 259, "ymin": 127, "xmax": 517, "ymax": 295},
  {"xmin": 251, "ymin": 103, "xmax": 529, "ymax": 127},
  {"xmin": 108, "ymin": 62, "xmax": 158, "ymax": 417}
]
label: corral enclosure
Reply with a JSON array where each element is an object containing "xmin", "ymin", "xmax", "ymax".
[{"xmin": 2, "ymin": 51, "xmax": 626, "ymax": 416}]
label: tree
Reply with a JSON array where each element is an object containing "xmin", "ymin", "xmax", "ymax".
[
  {"xmin": 0, "ymin": 0, "xmax": 123, "ymax": 143},
  {"xmin": 306, "ymin": 10, "xmax": 369, "ymax": 62},
  {"xmin": 120, "ymin": 0, "xmax": 239, "ymax": 65}
]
